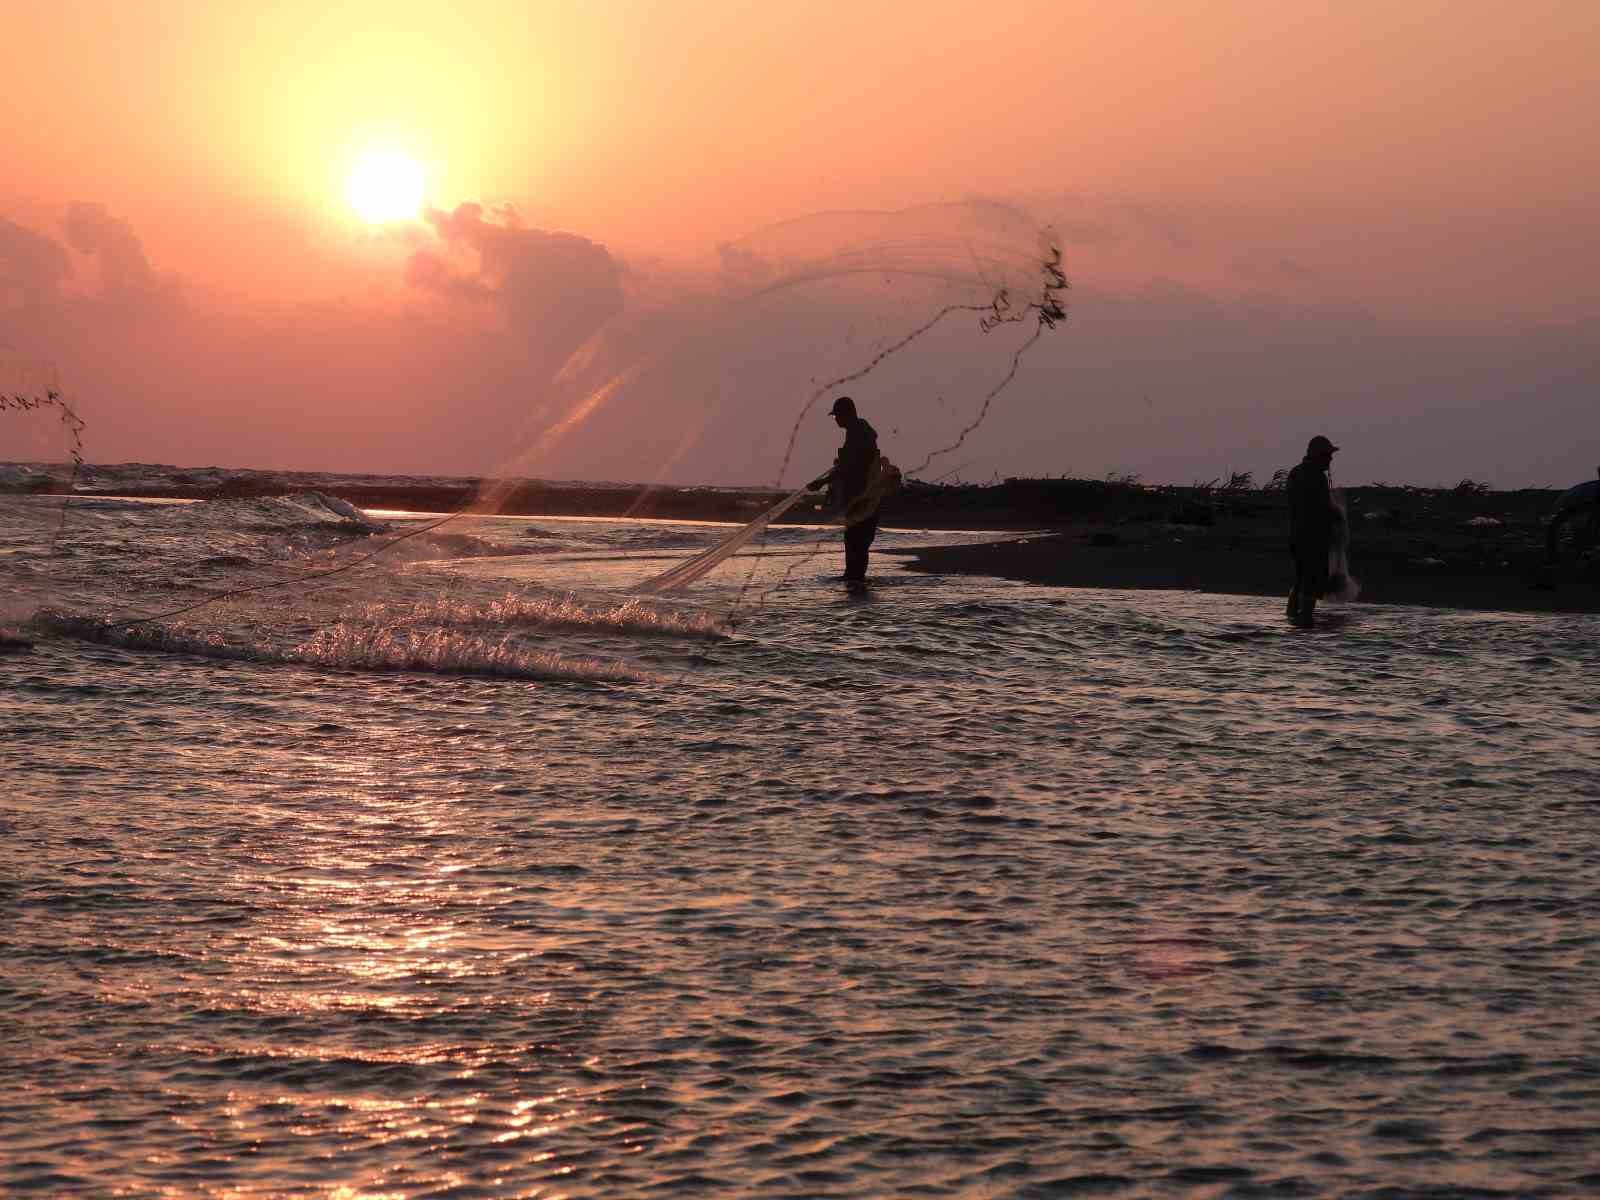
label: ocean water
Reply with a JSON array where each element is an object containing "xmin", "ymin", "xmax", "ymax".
[{"xmin": 3, "ymin": 487, "xmax": 1599, "ymax": 1198}]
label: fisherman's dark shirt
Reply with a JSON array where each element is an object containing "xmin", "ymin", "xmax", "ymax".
[
  {"xmin": 1555, "ymin": 478, "xmax": 1600, "ymax": 516},
  {"xmin": 1286, "ymin": 460, "xmax": 1335, "ymax": 548},
  {"xmin": 830, "ymin": 416, "xmax": 879, "ymax": 507}
]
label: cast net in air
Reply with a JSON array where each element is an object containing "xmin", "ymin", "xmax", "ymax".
[{"xmin": 617, "ymin": 206, "xmax": 1068, "ymax": 601}]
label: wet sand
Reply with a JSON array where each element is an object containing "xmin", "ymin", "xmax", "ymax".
[
  {"xmin": 887, "ymin": 483, "xmax": 1599, "ymax": 615},
  {"xmin": 893, "ymin": 528, "xmax": 1599, "ymax": 615}
]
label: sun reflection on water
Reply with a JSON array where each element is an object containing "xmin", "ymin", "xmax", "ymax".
[{"xmin": 7, "ymin": 533, "xmax": 1597, "ymax": 1196}]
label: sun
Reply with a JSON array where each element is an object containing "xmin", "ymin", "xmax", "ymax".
[{"xmin": 346, "ymin": 150, "xmax": 425, "ymax": 223}]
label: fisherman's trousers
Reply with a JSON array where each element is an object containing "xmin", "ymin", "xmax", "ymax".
[{"xmin": 844, "ymin": 516, "xmax": 878, "ymax": 582}]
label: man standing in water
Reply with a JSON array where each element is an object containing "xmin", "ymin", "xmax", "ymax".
[
  {"xmin": 1286, "ymin": 434, "xmax": 1343, "ymax": 628},
  {"xmin": 810, "ymin": 396, "xmax": 881, "ymax": 585},
  {"xmin": 1543, "ymin": 465, "xmax": 1600, "ymax": 565}
]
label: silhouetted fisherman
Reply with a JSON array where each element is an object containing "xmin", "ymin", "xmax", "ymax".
[
  {"xmin": 1544, "ymin": 466, "xmax": 1600, "ymax": 563},
  {"xmin": 809, "ymin": 396, "xmax": 881, "ymax": 585},
  {"xmin": 1286, "ymin": 434, "xmax": 1344, "ymax": 627}
]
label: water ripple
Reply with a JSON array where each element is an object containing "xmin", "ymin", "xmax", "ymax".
[{"xmin": 3, "ymin": 503, "xmax": 1599, "ymax": 1196}]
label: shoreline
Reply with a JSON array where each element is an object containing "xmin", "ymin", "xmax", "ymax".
[
  {"xmin": 6, "ymin": 471, "xmax": 1039, "ymax": 530},
  {"xmin": 7, "ymin": 467, "xmax": 1596, "ymax": 615},
  {"xmin": 888, "ymin": 529, "xmax": 1599, "ymax": 616}
]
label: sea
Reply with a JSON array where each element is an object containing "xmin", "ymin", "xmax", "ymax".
[{"xmin": 3, "ymin": 468, "xmax": 1598, "ymax": 1199}]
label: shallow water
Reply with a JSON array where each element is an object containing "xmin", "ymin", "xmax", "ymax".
[{"xmin": 3, "ymin": 492, "xmax": 1599, "ymax": 1197}]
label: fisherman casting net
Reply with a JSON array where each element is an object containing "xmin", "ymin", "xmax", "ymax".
[{"xmin": 5, "ymin": 201, "xmax": 1068, "ymax": 676}]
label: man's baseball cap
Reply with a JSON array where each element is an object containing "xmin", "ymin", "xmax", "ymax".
[
  {"xmin": 829, "ymin": 396, "xmax": 855, "ymax": 415},
  {"xmin": 1307, "ymin": 435, "xmax": 1339, "ymax": 454}
]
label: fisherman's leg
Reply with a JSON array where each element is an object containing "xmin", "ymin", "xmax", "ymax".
[
  {"xmin": 1288, "ymin": 548, "xmax": 1307, "ymax": 623},
  {"xmin": 1297, "ymin": 589, "xmax": 1318, "ymax": 627},
  {"xmin": 844, "ymin": 517, "xmax": 877, "ymax": 582},
  {"xmin": 843, "ymin": 526, "xmax": 868, "ymax": 581},
  {"xmin": 1290, "ymin": 549, "xmax": 1316, "ymax": 626}
]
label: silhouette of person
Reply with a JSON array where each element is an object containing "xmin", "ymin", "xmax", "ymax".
[
  {"xmin": 809, "ymin": 396, "xmax": 881, "ymax": 584},
  {"xmin": 1286, "ymin": 435, "xmax": 1343, "ymax": 627},
  {"xmin": 1543, "ymin": 465, "xmax": 1600, "ymax": 566}
]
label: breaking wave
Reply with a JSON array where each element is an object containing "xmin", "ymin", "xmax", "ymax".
[
  {"xmin": 189, "ymin": 491, "xmax": 389, "ymax": 534},
  {"xmin": 291, "ymin": 623, "xmax": 652, "ymax": 682},
  {"xmin": 382, "ymin": 592, "xmax": 728, "ymax": 639},
  {"xmin": 29, "ymin": 609, "xmax": 650, "ymax": 684}
]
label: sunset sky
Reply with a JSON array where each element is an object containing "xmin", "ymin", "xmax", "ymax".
[{"xmin": 3, "ymin": 0, "xmax": 1597, "ymax": 487}]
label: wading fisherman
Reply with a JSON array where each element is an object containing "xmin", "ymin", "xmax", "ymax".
[
  {"xmin": 809, "ymin": 396, "xmax": 882, "ymax": 585},
  {"xmin": 1286, "ymin": 434, "xmax": 1344, "ymax": 627},
  {"xmin": 1543, "ymin": 466, "xmax": 1600, "ymax": 566}
]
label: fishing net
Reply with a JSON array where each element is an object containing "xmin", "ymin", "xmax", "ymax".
[
  {"xmin": 468, "ymin": 200, "xmax": 1065, "ymax": 503},
  {"xmin": 614, "ymin": 203, "xmax": 1067, "ymax": 600},
  {"xmin": 631, "ymin": 482, "xmax": 816, "ymax": 595},
  {"xmin": 1, "ymin": 350, "xmax": 82, "ymax": 496},
  {"xmin": 1326, "ymin": 487, "xmax": 1361, "ymax": 603}
]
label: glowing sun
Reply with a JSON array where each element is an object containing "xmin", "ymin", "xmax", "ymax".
[{"xmin": 346, "ymin": 150, "xmax": 424, "ymax": 223}]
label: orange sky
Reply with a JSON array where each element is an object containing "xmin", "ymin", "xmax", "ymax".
[{"xmin": 3, "ymin": 1, "xmax": 1597, "ymax": 485}]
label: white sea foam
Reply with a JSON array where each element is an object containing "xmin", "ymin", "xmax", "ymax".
[
  {"xmin": 202, "ymin": 491, "xmax": 388, "ymax": 533},
  {"xmin": 30, "ymin": 609, "xmax": 651, "ymax": 683},
  {"xmin": 389, "ymin": 592, "xmax": 728, "ymax": 639},
  {"xmin": 291, "ymin": 623, "xmax": 651, "ymax": 682}
]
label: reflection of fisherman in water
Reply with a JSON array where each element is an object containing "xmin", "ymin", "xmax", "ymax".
[
  {"xmin": 1285, "ymin": 435, "xmax": 1345, "ymax": 628},
  {"xmin": 809, "ymin": 396, "xmax": 881, "ymax": 584}
]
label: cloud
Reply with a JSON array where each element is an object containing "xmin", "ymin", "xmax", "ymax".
[
  {"xmin": 410, "ymin": 203, "xmax": 624, "ymax": 350},
  {"xmin": 3, "ymin": 198, "xmax": 1597, "ymax": 489},
  {"xmin": 1053, "ymin": 219, "xmax": 1121, "ymax": 247},
  {"xmin": 1233, "ymin": 255, "xmax": 1317, "ymax": 284},
  {"xmin": 1113, "ymin": 201, "xmax": 1192, "ymax": 251},
  {"xmin": 0, "ymin": 217, "xmax": 73, "ymax": 301},
  {"xmin": 714, "ymin": 240, "xmax": 773, "ymax": 291},
  {"xmin": 63, "ymin": 203, "xmax": 157, "ymax": 296},
  {"xmin": 404, "ymin": 249, "xmax": 492, "ymax": 301}
]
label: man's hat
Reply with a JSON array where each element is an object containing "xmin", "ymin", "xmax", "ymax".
[
  {"xmin": 1307, "ymin": 435, "xmax": 1339, "ymax": 454},
  {"xmin": 829, "ymin": 395, "xmax": 855, "ymax": 416}
]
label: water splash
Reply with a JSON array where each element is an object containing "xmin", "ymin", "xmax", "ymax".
[
  {"xmin": 31, "ymin": 609, "xmax": 652, "ymax": 683},
  {"xmin": 292, "ymin": 623, "xmax": 652, "ymax": 682},
  {"xmin": 379, "ymin": 592, "xmax": 728, "ymax": 639}
]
